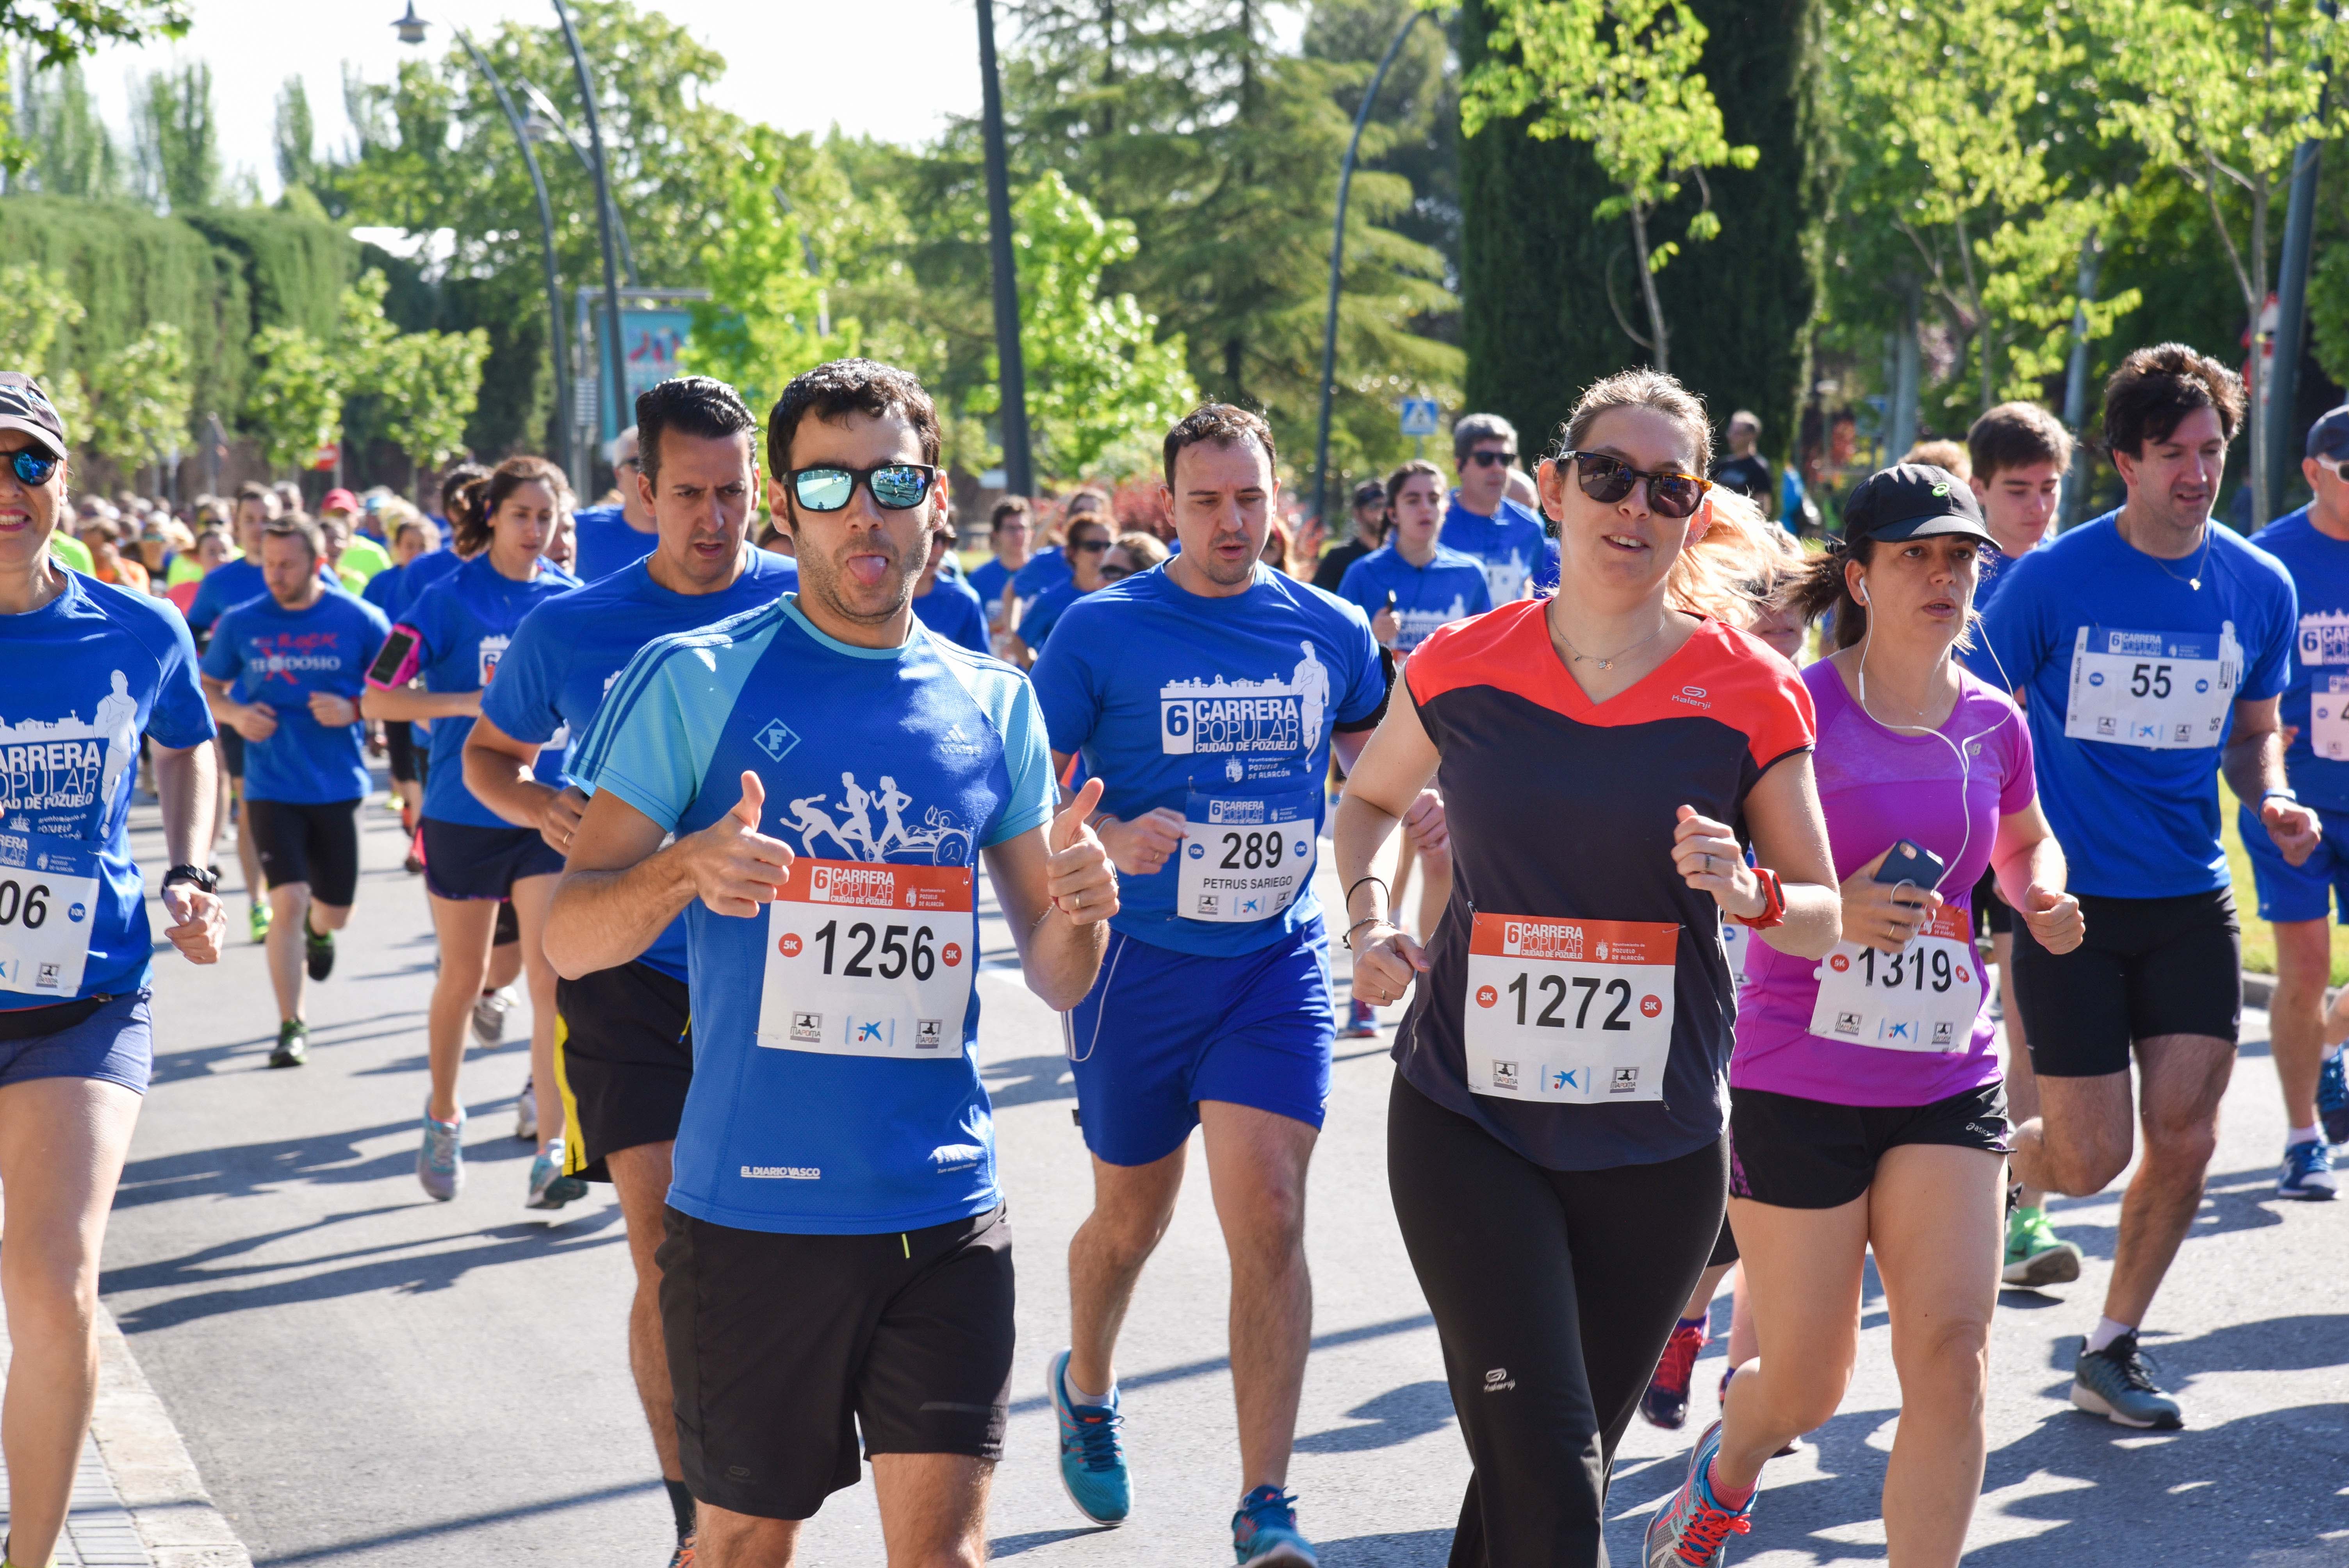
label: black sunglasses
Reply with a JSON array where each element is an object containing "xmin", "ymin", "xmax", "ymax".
[
  {"xmin": 1098, "ymin": 563, "xmax": 1134, "ymax": 582},
  {"xmin": 1466, "ymin": 449, "xmax": 1518, "ymax": 468},
  {"xmin": 1068, "ymin": 537, "xmax": 1111, "ymax": 554},
  {"xmin": 1559, "ymin": 451, "xmax": 1711, "ymax": 519},
  {"xmin": 787, "ymin": 463, "xmax": 939, "ymax": 513},
  {"xmin": 8, "ymin": 448, "xmax": 59, "ymax": 486}
]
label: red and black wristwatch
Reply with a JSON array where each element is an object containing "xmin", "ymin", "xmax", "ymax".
[{"xmin": 1732, "ymin": 864, "xmax": 1786, "ymax": 930}]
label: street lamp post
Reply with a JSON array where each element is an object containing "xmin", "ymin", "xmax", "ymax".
[
  {"xmin": 394, "ymin": 2, "xmax": 581, "ymax": 493},
  {"xmin": 549, "ymin": 0, "xmax": 630, "ymax": 465},
  {"xmin": 1310, "ymin": 8, "xmax": 1429, "ymax": 528},
  {"xmin": 976, "ymin": 0, "xmax": 1034, "ymax": 497}
]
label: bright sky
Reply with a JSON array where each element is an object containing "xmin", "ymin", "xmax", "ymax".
[{"xmin": 80, "ymin": 0, "xmax": 986, "ymax": 198}]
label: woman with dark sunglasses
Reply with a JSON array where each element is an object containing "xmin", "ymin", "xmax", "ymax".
[
  {"xmin": 1007, "ymin": 513, "xmax": 1115, "ymax": 666},
  {"xmin": 0, "ymin": 372, "xmax": 227, "ymax": 1568},
  {"xmin": 1333, "ymin": 368, "xmax": 1841, "ymax": 1566}
]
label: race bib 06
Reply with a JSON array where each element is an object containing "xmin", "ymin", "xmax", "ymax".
[
  {"xmin": 1806, "ymin": 906, "xmax": 1982, "ymax": 1053},
  {"xmin": 2064, "ymin": 623, "xmax": 2239, "ymax": 752},
  {"xmin": 1463, "ymin": 913, "xmax": 1679, "ymax": 1105},
  {"xmin": 0, "ymin": 832, "xmax": 100, "ymax": 999},
  {"xmin": 1178, "ymin": 784, "xmax": 1317, "ymax": 924},
  {"xmin": 757, "ymin": 859, "xmax": 975, "ymax": 1060}
]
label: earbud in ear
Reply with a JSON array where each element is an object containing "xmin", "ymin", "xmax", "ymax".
[{"xmin": 1855, "ymin": 581, "xmax": 1870, "ymax": 605}]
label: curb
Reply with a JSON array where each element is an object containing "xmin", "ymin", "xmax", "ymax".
[
  {"xmin": 88, "ymin": 1305, "xmax": 253, "ymax": 1568},
  {"xmin": 2244, "ymin": 971, "xmax": 2275, "ymax": 1010}
]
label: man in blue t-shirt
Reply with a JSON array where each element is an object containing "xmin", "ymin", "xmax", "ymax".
[
  {"xmin": 910, "ymin": 520, "xmax": 990, "ymax": 653},
  {"xmin": 1441, "ymin": 412, "xmax": 1550, "ymax": 605},
  {"xmin": 0, "ymin": 371, "xmax": 225, "ymax": 1568},
  {"xmin": 2246, "ymin": 402, "xmax": 2349, "ymax": 1197},
  {"xmin": 571, "ymin": 424, "xmax": 661, "ymax": 582},
  {"xmin": 1028, "ymin": 405, "xmax": 1397, "ymax": 1563},
  {"xmin": 1982, "ymin": 343, "xmax": 2320, "ymax": 1431},
  {"xmin": 201, "ymin": 515, "xmax": 389, "ymax": 1067},
  {"xmin": 466, "ymin": 376, "xmax": 793, "ymax": 1561},
  {"xmin": 546, "ymin": 358, "xmax": 1116, "ymax": 1561},
  {"xmin": 966, "ymin": 496, "xmax": 1031, "ymax": 652}
]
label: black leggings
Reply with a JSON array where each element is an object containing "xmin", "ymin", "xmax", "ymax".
[
  {"xmin": 385, "ymin": 719, "xmax": 418, "ymax": 784},
  {"xmin": 1388, "ymin": 1072, "xmax": 1726, "ymax": 1568}
]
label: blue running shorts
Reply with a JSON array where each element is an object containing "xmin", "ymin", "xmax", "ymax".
[
  {"xmin": 0, "ymin": 989, "xmax": 153, "ymax": 1095},
  {"xmin": 2240, "ymin": 803, "xmax": 2349, "ymax": 924},
  {"xmin": 1062, "ymin": 917, "xmax": 1334, "ymax": 1167}
]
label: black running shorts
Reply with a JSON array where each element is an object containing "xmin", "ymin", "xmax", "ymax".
[
  {"xmin": 1728, "ymin": 1081, "xmax": 2011, "ymax": 1210},
  {"xmin": 2009, "ymin": 888, "xmax": 2242, "ymax": 1076},
  {"xmin": 658, "ymin": 1204, "xmax": 1015, "ymax": 1521},
  {"xmin": 384, "ymin": 719, "xmax": 418, "ymax": 784},
  {"xmin": 1970, "ymin": 866, "xmax": 2011, "ymax": 937},
  {"xmin": 419, "ymin": 818, "xmax": 563, "ymax": 902},
  {"xmin": 555, "ymin": 961, "xmax": 692, "ymax": 1181},
  {"xmin": 217, "ymin": 726, "xmax": 245, "ymax": 780},
  {"xmin": 245, "ymin": 797, "xmax": 362, "ymax": 906}
]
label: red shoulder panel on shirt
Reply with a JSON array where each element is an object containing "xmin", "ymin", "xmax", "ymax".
[{"xmin": 1406, "ymin": 604, "xmax": 1815, "ymax": 770}]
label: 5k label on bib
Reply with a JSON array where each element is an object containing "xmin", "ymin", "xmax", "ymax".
[
  {"xmin": 2064, "ymin": 623, "xmax": 2239, "ymax": 751},
  {"xmin": 1462, "ymin": 913, "xmax": 1678, "ymax": 1104},
  {"xmin": 758, "ymin": 859, "xmax": 975, "ymax": 1059}
]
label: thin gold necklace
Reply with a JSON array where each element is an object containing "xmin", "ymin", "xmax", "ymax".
[{"xmin": 1551, "ymin": 608, "xmax": 1673, "ymax": 671}]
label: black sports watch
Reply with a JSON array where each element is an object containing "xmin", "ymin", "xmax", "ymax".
[{"xmin": 161, "ymin": 863, "xmax": 219, "ymax": 894}]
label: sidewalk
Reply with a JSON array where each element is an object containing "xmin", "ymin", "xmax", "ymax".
[{"xmin": 0, "ymin": 1306, "xmax": 249, "ymax": 1568}]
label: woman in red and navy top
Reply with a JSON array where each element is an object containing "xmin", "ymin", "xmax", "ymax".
[{"xmin": 1334, "ymin": 369, "xmax": 1842, "ymax": 1567}]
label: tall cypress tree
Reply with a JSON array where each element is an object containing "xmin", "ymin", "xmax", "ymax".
[{"xmin": 1459, "ymin": 0, "xmax": 1823, "ymax": 459}]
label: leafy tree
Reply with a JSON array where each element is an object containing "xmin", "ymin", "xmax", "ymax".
[
  {"xmin": 0, "ymin": 260, "xmax": 86, "ymax": 435},
  {"xmin": 132, "ymin": 60, "xmax": 217, "ymax": 213},
  {"xmin": 274, "ymin": 77, "xmax": 315, "ymax": 195},
  {"xmin": 2093, "ymin": 0, "xmax": 2347, "ymax": 521},
  {"xmin": 244, "ymin": 323, "xmax": 343, "ymax": 476},
  {"xmin": 7, "ymin": 57, "xmax": 119, "ymax": 196},
  {"xmin": 977, "ymin": 171, "xmax": 1198, "ymax": 477},
  {"xmin": 374, "ymin": 326, "xmax": 490, "ymax": 497},
  {"xmin": 84, "ymin": 320, "xmax": 189, "ymax": 481},
  {"xmin": 0, "ymin": 0, "xmax": 186, "ymax": 68},
  {"xmin": 1461, "ymin": 0, "xmax": 1757, "ymax": 373}
]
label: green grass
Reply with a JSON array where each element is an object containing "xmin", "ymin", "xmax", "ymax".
[{"xmin": 2219, "ymin": 774, "xmax": 2349, "ymax": 982}]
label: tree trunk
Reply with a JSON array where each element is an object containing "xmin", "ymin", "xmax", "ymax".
[
  {"xmin": 1630, "ymin": 203, "xmax": 1670, "ymax": 373},
  {"xmin": 2247, "ymin": 185, "xmax": 2271, "ymax": 529}
]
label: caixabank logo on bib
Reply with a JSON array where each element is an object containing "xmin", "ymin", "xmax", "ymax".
[
  {"xmin": 0, "ymin": 674, "xmax": 139, "ymax": 839},
  {"xmin": 1159, "ymin": 642, "xmax": 1330, "ymax": 757}
]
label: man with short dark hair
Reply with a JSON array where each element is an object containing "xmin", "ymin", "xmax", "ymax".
[
  {"xmin": 1982, "ymin": 342, "xmax": 2317, "ymax": 1428},
  {"xmin": 2244, "ymin": 403, "xmax": 2349, "ymax": 1195},
  {"xmin": 1960, "ymin": 399, "xmax": 2082, "ymax": 1284},
  {"xmin": 1442, "ymin": 411, "xmax": 1549, "ymax": 604},
  {"xmin": 572, "ymin": 424, "xmax": 658, "ymax": 581},
  {"xmin": 968, "ymin": 496, "xmax": 1032, "ymax": 645},
  {"xmin": 1032, "ymin": 402, "xmax": 1403, "ymax": 1563},
  {"xmin": 466, "ymin": 376, "xmax": 795, "ymax": 1565},
  {"xmin": 1312, "ymin": 477, "xmax": 1390, "ymax": 593},
  {"xmin": 201, "ymin": 514, "xmax": 390, "ymax": 1066},
  {"xmin": 545, "ymin": 357, "xmax": 1116, "ymax": 1568}
]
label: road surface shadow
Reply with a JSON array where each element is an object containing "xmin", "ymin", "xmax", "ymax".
[
  {"xmin": 1295, "ymin": 1380, "xmax": 1454, "ymax": 1453},
  {"xmin": 1318, "ymin": 1529, "xmax": 1455, "ymax": 1565},
  {"xmin": 116, "ymin": 1112, "xmax": 540, "ymax": 1208},
  {"xmin": 983, "ymin": 1053, "xmax": 1078, "ymax": 1107}
]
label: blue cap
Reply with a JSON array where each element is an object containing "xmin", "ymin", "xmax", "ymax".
[{"xmin": 2306, "ymin": 405, "xmax": 2349, "ymax": 461}]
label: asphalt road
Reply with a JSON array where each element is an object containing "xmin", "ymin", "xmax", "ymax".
[{"xmin": 98, "ymin": 791, "xmax": 2349, "ymax": 1566}]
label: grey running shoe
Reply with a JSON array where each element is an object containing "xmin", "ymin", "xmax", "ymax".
[
  {"xmin": 471, "ymin": 986, "xmax": 515, "ymax": 1046},
  {"xmin": 2071, "ymin": 1332, "xmax": 2182, "ymax": 1429},
  {"xmin": 526, "ymin": 1140, "xmax": 588, "ymax": 1210},
  {"xmin": 418, "ymin": 1106, "xmax": 465, "ymax": 1201},
  {"xmin": 515, "ymin": 1072, "xmax": 538, "ymax": 1142}
]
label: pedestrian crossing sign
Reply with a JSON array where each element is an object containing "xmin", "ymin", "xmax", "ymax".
[{"xmin": 1399, "ymin": 398, "xmax": 1440, "ymax": 437}]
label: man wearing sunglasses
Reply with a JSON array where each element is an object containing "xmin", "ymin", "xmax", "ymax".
[
  {"xmin": 1442, "ymin": 412, "xmax": 1551, "ymax": 606},
  {"xmin": 547, "ymin": 357, "xmax": 1116, "ymax": 1568},
  {"xmin": 1029, "ymin": 404, "xmax": 1399, "ymax": 1566},
  {"xmin": 2242, "ymin": 403, "xmax": 2349, "ymax": 1198},
  {"xmin": 0, "ymin": 369, "xmax": 227, "ymax": 1568},
  {"xmin": 572, "ymin": 425, "xmax": 660, "ymax": 583}
]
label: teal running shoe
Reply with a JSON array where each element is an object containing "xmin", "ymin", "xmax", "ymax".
[
  {"xmin": 1232, "ymin": 1484, "xmax": 1316, "ymax": 1567},
  {"xmin": 418, "ymin": 1105, "xmax": 464, "ymax": 1201},
  {"xmin": 526, "ymin": 1140, "xmax": 588, "ymax": 1209},
  {"xmin": 1047, "ymin": 1348, "xmax": 1129, "ymax": 1525},
  {"xmin": 1644, "ymin": 1420, "xmax": 1753, "ymax": 1566}
]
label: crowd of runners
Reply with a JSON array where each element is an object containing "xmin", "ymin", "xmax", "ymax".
[{"xmin": 0, "ymin": 332, "xmax": 2343, "ymax": 1568}]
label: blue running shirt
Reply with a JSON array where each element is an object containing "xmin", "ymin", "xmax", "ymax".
[
  {"xmin": 1441, "ymin": 495, "xmax": 1550, "ymax": 605},
  {"xmin": 966, "ymin": 556, "xmax": 1014, "ymax": 611},
  {"xmin": 0, "ymin": 573, "xmax": 215, "ymax": 1009},
  {"xmin": 1032, "ymin": 563, "xmax": 1387, "ymax": 957},
  {"xmin": 185, "ymin": 556, "xmax": 336, "ymax": 636},
  {"xmin": 382, "ymin": 554, "xmax": 582, "ymax": 828},
  {"xmin": 201, "ymin": 591, "xmax": 390, "ymax": 804},
  {"xmin": 912, "ymin": 575, "xmax": 991, "ymax": 653},
  {"xmin": 2251, "ymin": 505, "xmax": 2349, "ymax": 812},
  {"xmin": 571, "ymin": 597, "xmax": 1055, "ymax": 1234},
  {"xmin": 571, "ymin": 504, "xmax": 659, "ymax": 583},
  {"xmin": 1014, "ymin": 580, "xmax": 1096, "ymax": 652},
  {"xmin": 1335, "ymin": 544, "xmax": 1494, "ymax": 652},
  {"xmin": 390, "ymin": 548, "xmax": 462, "ymax": 620},
  {"xmin": 1979, "ymin": 512, "xmax": 2296, "ymax": 898},
  {"xmin": 360, "ymin": 562, "xmax": 406, "ymax": 617},
  {"xmin": 483, "ymin": 550, "xmax": 796, "ymax": 981},
  {"xmin": 1011, "ymin": 546, "xmax": 1072, "ymax": 608}
]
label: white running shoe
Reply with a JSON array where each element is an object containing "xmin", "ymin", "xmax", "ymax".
[
  {"xmin": 515, "ymin": 1073, "xmax": 538, "ymax": 1142},
  {"xmin": 471, "ymin": 986, "xmax": 515, "ymax": 1046}
]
